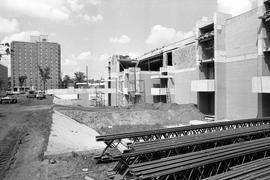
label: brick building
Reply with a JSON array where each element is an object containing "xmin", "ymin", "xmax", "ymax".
[
  {"xmin": 11, "ymin": 35, "xmax": 61, "ymax": 91},
  {"xmin": 0, "ymin": 63, "xmax": 8, "ymax": 91}
]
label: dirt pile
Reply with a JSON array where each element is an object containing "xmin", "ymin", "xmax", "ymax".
[{"xmin": 57, "ymin": 103, "xmax": 204, "ymax": 135}]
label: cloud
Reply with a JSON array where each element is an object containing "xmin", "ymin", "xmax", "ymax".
[
  {"xmin": 109, "ymin": 35, "xmax": 131, "ymax": 44},
  {"xmin": 217, "ymin": 0, "xmax": 256, "ymax": 16},
  {"xmin": 67, "ymin": 0, "xmax": 84, "ymax": 11},
  {"xmin": 62, "ymin": 51, "xmax": 108, "ymax": 79},
  {"xmin": 99, "ymin": 53, "xmax": 110, "ymax": 61},
  {"xmin": 1, "ymin": 30, "xmax": 41, "ymax": 43},
  {"xmin": 77, "ymin": 51, "xmax": 92, "ymax": 60},
  {"xmin": 0, "ymin": 0, "xmax": 70, "ymax": 21},
  {"xmin": 146, "ymin": 25, "xmax": 194, "ymax": 47},
  {"xmin": 0, "ymin": 16, "xmax": 19, "ymax": 33},
  {"xmin": 88, "ymin": 0, "xmax": 101, "ymax": 5},
  {"xmin": 128, "ymin": 52, "xmax": 139, "ymax": 59},
  {"xmin": 91, "ymin": 14, "xmax": 103, "ymax": 22},
  {"xmin": 63, "ymin": 58, "xmax": 78, "ymax": 66},
  {"xmin": 0, "ymin": 0, "xmax": 103, "ymax": 22},
  {"xmin": 82, "ymin": 14, "xmax": 103, "ymax": 22}
]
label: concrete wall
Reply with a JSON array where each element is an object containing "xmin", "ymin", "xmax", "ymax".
[
  {"xmin": 140, "ymin": 71, "xmax": 160, "ymax": 103},
  {"xmin": 174, "ymin": 69, "xmax": 197, "ymax": 104},
  {"xmin": 223, "ymin": 8, "xmax": 261, "ymax": 120},
  {"xmin": 225, "ymin": 59, "xmax": 259, "ymax": 119},
  {"xmin": 173, "ymin": 44, "xmax": 198, "ymax": 104},
  {"xmin": 214, "ymin": 12, "xmax": 232, "ymax": 120}
]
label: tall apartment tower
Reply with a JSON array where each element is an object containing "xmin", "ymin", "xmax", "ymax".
[{"xmin": 11, "ymin": 35, "xmax": 61, "ymax": 91}]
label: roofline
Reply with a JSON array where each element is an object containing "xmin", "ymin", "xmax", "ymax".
[{"xmin": 136, "ymin": 36, "xmax": 195, "ymax": 62}]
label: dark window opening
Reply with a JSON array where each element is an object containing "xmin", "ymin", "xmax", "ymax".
[
  {"xmin": 167, "ymin": 52, "xmax": 172, "ymax": 66},
  {"xmin": 160, "ymin": 79, "xmax": 168, "ymax": 88},
  {"xmin": 199, "ymin": 23, "xmax": 214, "ymax": 60},
  {"xmin": 139, "ymin": 56, "xmax": 163, "ymax": 71},
  {"xmin": 153, "ymin": 95, "xmax": 167, "ymax": 103},
  {"xmin": 265, "ymin": 1, "xmax": 270, "ymax": 11},
  {"xmin": 261, "ymin": 94, "xmax": 270, "ymax": 117},
  {"xmin": 198, "ymin": 92, "xmax": 215, "ymax": 115},
  {"xmin": 108, "ymin": 93, "xmax": 111, "ymax": 106},
  {"xmin": 200, "ymin": 62, "xmax": 215, "ymax": 79},
  {"xmin": 199, "ymin": 23, "xmax": 214, "ymax": 34},
  {"xmin": 200, "ymin": 40, "xmax": 214, "ymax": 60}
]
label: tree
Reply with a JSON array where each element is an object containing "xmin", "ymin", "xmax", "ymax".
[
  {"xmin": 0, "ymin": 43, "xmax": 10, "ymax": 60},
  {"xmin": 62, "ymin": 75, "xmax": 73, "ymax": 88},
  {"xmin": 18, "ymin": 75, "xmax": 27, "ymax": 88},
  {"xmin": 74, "ymin": 72, "xmax": 86, "ymax": 83},
  {"xmin": 38, "ymin": 66, "xmax": 51, "ymax": 91},
  {"xmin": 74, "ymin": 72, "xmax": 86, "ymax": 88}
]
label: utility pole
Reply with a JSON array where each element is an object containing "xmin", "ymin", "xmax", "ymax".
[
  {"xmin": 132, "ymin": 59, "xmax": 139, "ymax": 104},
  {"xmin": 86, "ymin": 65, "xmax": 88, "ymax": 87}
]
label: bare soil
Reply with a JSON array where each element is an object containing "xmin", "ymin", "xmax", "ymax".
[
  {"xmin": 56, "ymin": 103, "xmax": 204, "ymax": 135},
  {"xmin": 0, "ymin": 96, "xmax": 204, "ymax": 180},
  {"xmin": 0, "ymin": 96, "xmax": 53, "ymax": 180}
]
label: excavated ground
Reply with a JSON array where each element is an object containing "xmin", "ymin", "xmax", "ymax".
[{"xmin": 0, "ymin": 96, "xmax": 205, "ymax": 180}]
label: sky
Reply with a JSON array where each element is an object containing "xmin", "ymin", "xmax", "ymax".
[{"xmin": 0, "ymin": 0, "xmax": 257, "ymax": 79}]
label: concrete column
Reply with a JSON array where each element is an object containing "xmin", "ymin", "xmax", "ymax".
[{"xmin": 214, "ymin": 12, "xmax": 231, "ymax": 121}]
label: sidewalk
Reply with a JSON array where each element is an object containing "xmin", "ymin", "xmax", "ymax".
[{"xmin": 45, "ymin": 110, "xmax": 105, "ymax": 157}]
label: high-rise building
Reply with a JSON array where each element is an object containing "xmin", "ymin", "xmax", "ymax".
[
  {"xmin": 10, "ymin": 35, "xmax": 61, "ymax": 91},
  {"xmin": 0, "ymin": 63, "xmax": 8, "ymax": 91}
]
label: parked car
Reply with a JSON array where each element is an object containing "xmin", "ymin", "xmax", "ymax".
[
  {"xmin": 36, "ymin": 91, "xmax": 46, "ymax": 100},
  {"xmin": 12, "ymin": 91, "xmax": 20, "ymax": 95},
  {"xmin": 6, "ymin": 90, "xmax": 13, "ymax": 95},
  {"xmin": 26, "ymin": 90, "xmax": 36, "ymax": 98},
  {"xmin": 0, "ymin": 96, "xmax": 17, "ymax": 104}
]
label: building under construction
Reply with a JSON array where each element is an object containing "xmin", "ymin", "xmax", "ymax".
[{"xmin": 105, "ymin": 0, "xmax": 270, "ymax": 121}]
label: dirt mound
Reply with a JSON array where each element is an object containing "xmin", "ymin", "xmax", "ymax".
[{"xmin": 57, "ymin": 103, "xmax": 205, "ymax": 135}]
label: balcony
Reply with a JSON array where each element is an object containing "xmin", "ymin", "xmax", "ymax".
[
  {"xmin": 151, "ymin": 88, "xmax": 174, "ymax": 95},
  {"xmin": 151, "ymin": 75, "xmax": 173, "ymax": 79},
  {"xmin": 199, "ymin": 58, "xmax": 214, "ymax": 64},
  {"xmin": 191, "ymin": 80, "xmax": 215, "ymax": 92},
  {"xmin": 160, "ymin": 66, "xmax": 175, "ymax": 73},
  {"xmin": 252, "ymin": 76, "xmax": 270, "ymax": 93}
]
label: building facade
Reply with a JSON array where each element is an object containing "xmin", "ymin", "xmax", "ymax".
[
  {"xmin": 11, "ymin": 35, "xmax": 61, "ymax": 91},
  {"xmin": 0, "ymin": 64, "xmax": 8, "ymax": 91},
  {"xmin": 105, "ymin": 0, "xmax": 270, "ymax": 121}
]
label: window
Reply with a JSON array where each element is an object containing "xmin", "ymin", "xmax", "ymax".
[{"xmin": 167, "ymin": 52, "xmax": 172, "ymax": 66}]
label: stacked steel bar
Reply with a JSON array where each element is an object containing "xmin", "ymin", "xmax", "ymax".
[
  {"xmin": 95, "ymin": 117, "xmax": 270, "ymax": 162},
  {"xmin": 203, "ymin": 157, "xmax": 270, "ymax": 180},
  {"xmin": 126, "ymin": 137, "xmax": 270, "ymax": 180},
  {"xmin": 110, "ymin": 124, "xmax": 270, "ymax": 179}
]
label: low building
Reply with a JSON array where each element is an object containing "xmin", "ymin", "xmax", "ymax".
[{"xmin": 0, "ymin": 64, "xmax": 8, "ymax": 91}]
